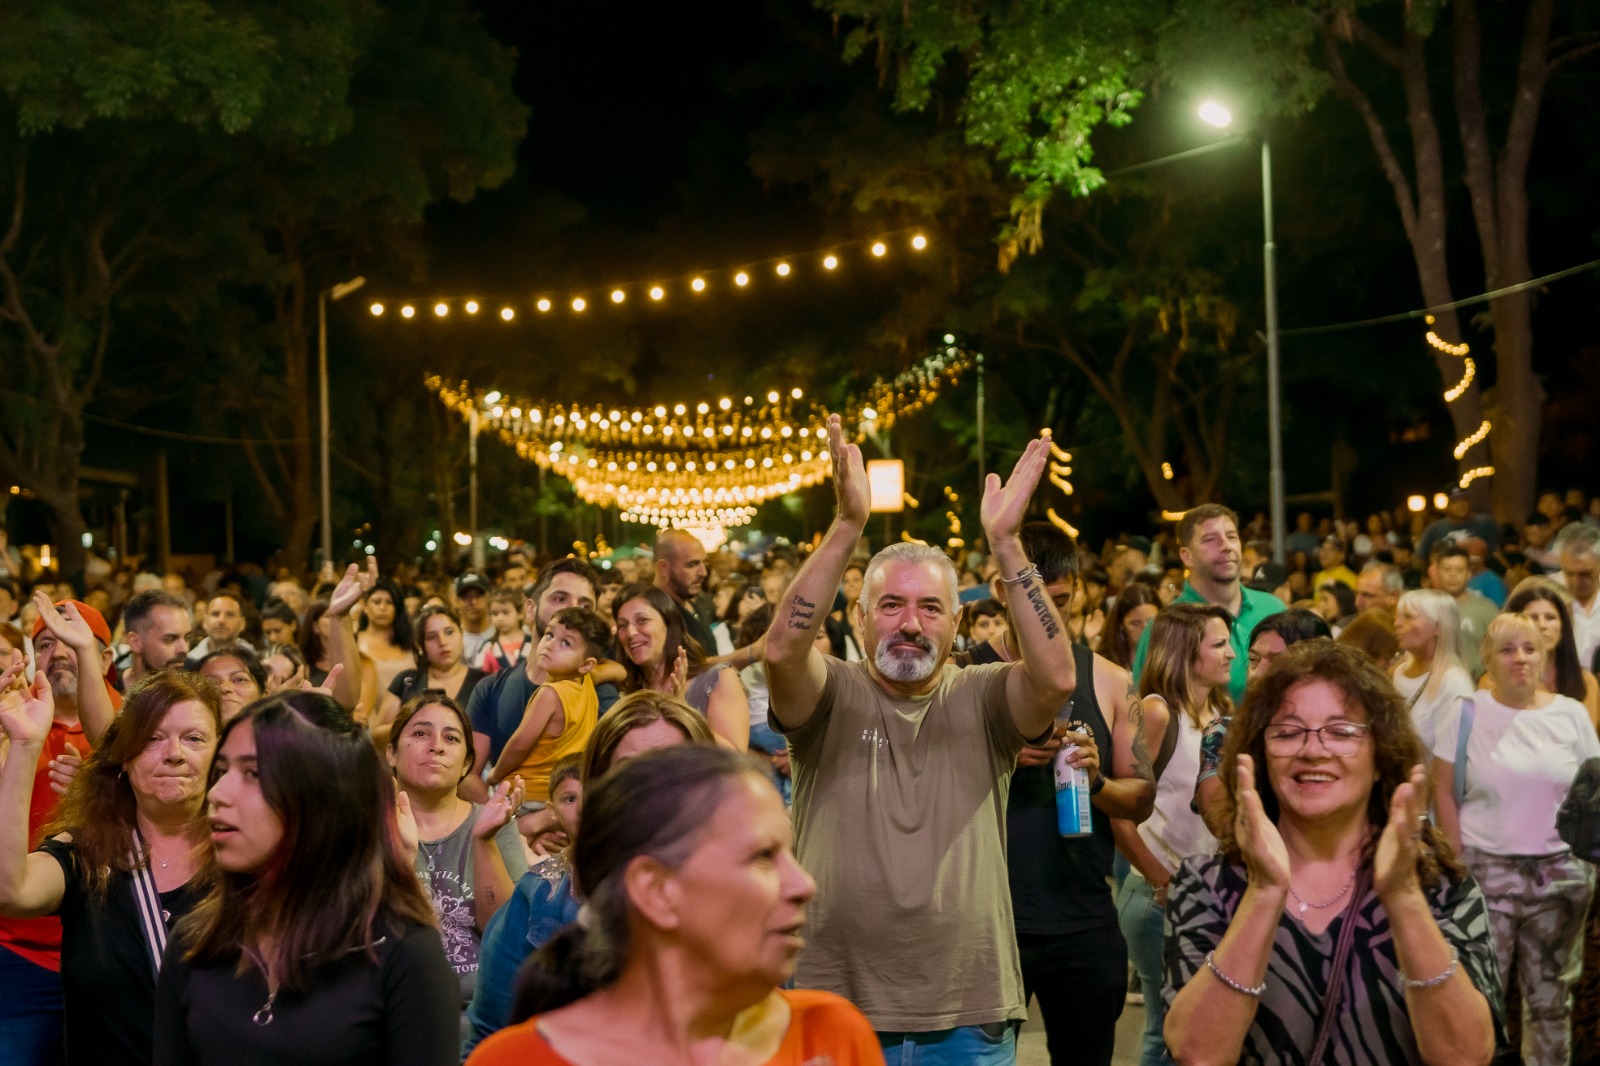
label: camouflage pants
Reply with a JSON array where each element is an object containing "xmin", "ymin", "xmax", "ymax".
[{"xmin": 1463, "ymin": 847, "xmax": 1595, "ymax": 1066}]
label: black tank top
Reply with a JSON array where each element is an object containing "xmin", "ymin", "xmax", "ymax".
[{"xmin": 966, "ymin": 640, "xmax": 1117, "ymax": 936}]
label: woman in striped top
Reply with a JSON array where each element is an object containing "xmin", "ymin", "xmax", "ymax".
[{"xmin": 1164, "ymin": 641, "xmax": 1501, "ymax": 1065}]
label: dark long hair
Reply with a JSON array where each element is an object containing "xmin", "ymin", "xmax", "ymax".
[
  {"xmin": 1101, "ymin": 583, "xmax": 1161, "ymax": 670},
  {"xmin": 614, "ymin": 583, "xmax": 705, "ymax": 691},
  {"xmin": 1217, "ymin": 640, "xmax": 1460, "ymax": 883},
  {"xmin": 1505, "ymin": 580, "xmax": 1585, "ymax": 702},
  {"xmin": 513, "ymin": 746, "xmax": 769, "ymax": 1018},
  {"xmin": 1139, "ymin": 602, "xmax": 1234, "ymax": 728},
  {"xmin": 175, "ymin": 693, "xmax": 435, "ymax": 992},
  {"xmin": 359, "ymin": 579, "xmax": 414, "ymax": 651},
  {"xmin": 300, "ymin": 600, "xmax": 330, "ymax": 667},
  {"xmin": 43, "ymin": 671, "xmax": 222, "ymax": 903},
  {"xmin": 411, "ymin": 603, "xmax": 463, "ymax": 667}
]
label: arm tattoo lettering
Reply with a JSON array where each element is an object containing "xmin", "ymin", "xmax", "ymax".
[
  {"xmin": 1019, "ymin": 577, "xmax": 1062, "ymax": 640},
  {"xmin": 786, "ymin": 595, "xmax": 818, "ymax": 630}
]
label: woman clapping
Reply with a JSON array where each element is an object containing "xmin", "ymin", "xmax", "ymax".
[{"xmin": 1165, "ymin": 641, "xmax": 1500, "ymax": 1065}]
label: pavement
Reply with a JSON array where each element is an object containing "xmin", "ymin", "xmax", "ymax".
[{"xmin": 1016, "ymin": 994, "xmax": 1147, "ymax": 1066}]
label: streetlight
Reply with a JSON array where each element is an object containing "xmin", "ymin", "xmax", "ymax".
[
  {"xmin": 1198, "ymin": 101, "xmax": 1283, "ymax": 565},
  {"xmin": 318, "ymin": 275, "xmax": 366, "ymax": 566}
]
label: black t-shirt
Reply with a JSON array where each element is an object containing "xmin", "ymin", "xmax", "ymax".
[
  {"xmin": 386, "ymin": 667, "xmax": 487, "ymax": 709},
  {"xmin": 964, "ymin": 640, "xmax": 1117, "ymax": 937},
  {"xmin": 674, "ymin": 598, "xmax": 718, "ymax": 659},
  {"xmin": 154, "ymin": 920, "xmax": 458, "ymax": 1066},
  {"xmin": 38, "ymin": 836, "xmax": 202, "ymax": 1066}
]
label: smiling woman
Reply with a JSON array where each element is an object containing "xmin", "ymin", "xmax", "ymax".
[
  {"xmin": 1164, "ymin": 641, "xmax": 1502, "ymax": 1065},
  {"xmin": 0, "ymin": 669, "xmax": 221, "ymax": 1066},
  {"xmin": 613, "ymin": 583, "xmax": 749, "ymax": 750}
]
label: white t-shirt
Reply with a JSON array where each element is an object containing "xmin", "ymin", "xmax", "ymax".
[
  {"xmin": 1392, "ymin": 663, "xmax": 1474, "ymax": 756},
  {"xmin": 1137, "ymin": 697, "xmax": 1219, "ymax": 875},
  {"xmin": 1433, "ymin": 691, "xmax": 1600, "ymax": 855}
]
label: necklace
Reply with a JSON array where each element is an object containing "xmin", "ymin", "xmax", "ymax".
[{"xmin": 1288, "ymin": 864, "xmax": 1358, "ymax": 915}]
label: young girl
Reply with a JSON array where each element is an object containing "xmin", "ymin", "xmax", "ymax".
[
  {"xmin": 154, "ymin": 692, "xmax": 457, "ymax": 1065},
  {"xmin": 479, "ymin": 590, "xmax": 532, "ymax": 675}
]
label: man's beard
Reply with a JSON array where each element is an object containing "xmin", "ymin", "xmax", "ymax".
[
  {"xmin": 47, "ymin": 662, "xmax": 80, "ymax": 703},
  {"xmin": 874, "ymin": 633, "xmax": 939, "ymax": 683}
]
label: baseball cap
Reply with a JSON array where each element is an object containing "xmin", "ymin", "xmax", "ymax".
[
  {"xmin": 1246, "ymin": 562, "xmax": 1289, "ymax": 594},
  {"xmin": 31, "ymin": 599, "xmax": 113, "ymax": 646},
  {"xmin": 455, "ymin": 573, "xmax": 491, "ymax": 596}
]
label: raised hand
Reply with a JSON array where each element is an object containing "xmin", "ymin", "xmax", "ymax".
[
  {"xmin": 826, "ymin": 414, "xmax": 871, "ymax": 529},
  {"xmin": 474, "ymin": 776, "xmax": 525, "ymax": 842},
  {"xmin": 1234, "ymin": 754, "xmax": 1290, "ymax": 890},
  {"xmin": 360, "ymin": 556, "xmax": 380, "ymax": 593},
  {"xmin": 31, "ymin": 591, "xmax": 96, "ymax": 655},
  {"xmin": 980, "ymin": 434, "xmax": 1050, "ymax": 543},
  {"xmin": 667, "ymin": 647, "xmax": 689, "ymax": 699},
  {"xmin": 1374, "ymin": 764, "xmax": 1428, "ymax": 903},
  {"xmin": 47, "ymin": 747, "xmax": 82, "ymax": 796},
  {"xmin": 326, "ymin": 564, "xmax": 364, "ymax": 618},
  {"xmin": 0, "ymin": 669, "xmax": 55, "ymax": 748},
  {"xmin": 297, "ymin": 661, "xmax": 344, "ymax": 697},
  {"xmin": 394, "ymin": 790, "xmax": 419, "ymax": 863}
]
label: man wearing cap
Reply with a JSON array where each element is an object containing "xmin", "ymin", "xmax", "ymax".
[
  {"xmin": 1247, "ymin": 561, "xmax": 1292, "ymax": 606},
  {"xmin": 455, "ymin": 573, "xmax": 496, "ymax": 663},
  {"xmin": 1131, "ymin": 504, "xmax": 1284, "ymax": 704},
  {"xmin": 1311, "ymin": 535, "xmax": 1358, "ymax": 591},
  {"xmin": 0, "ymin": 596, "xmax": 122, "ymax": 1061},
  {"xmin": 1417, "ymin": 488, "xmax": 1500, "ymax": 562}
]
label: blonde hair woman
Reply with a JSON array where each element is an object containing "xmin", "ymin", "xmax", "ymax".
[
  {"xmin": 1391, "ymin": 589, "xmax": 1474, "ymax": 753},
  {"xmin": 1435, "ymin": 613, "xmax": 1599, "ymax": 1066},
  {"xmin": 1114, "ymin": 602, "xmax": 1235, "ymax": 1066}
]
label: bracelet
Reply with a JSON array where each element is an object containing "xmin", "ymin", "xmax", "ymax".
[
  {"xmin": 1398, "ymin": 946, "xmax": 1458, "ymax": 990},
  {"xmin": 1204, "ymin": 950, "xmax": 1266, "ymax": 997},
  {"xmin": 998, "ymin": 565, "xmax": 1041, "ymax": 586}
]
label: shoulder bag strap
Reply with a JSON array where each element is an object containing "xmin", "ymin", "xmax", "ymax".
[
  {"xmin": 1307, "ymin": 865, "xmax": 1372, "ymax": 1063},
  {"xmin": 1150, "ymin": 695, "xmax": 1182, "ymax": 782},
  {"xmin": 1453, "ymin": 698, "xmax": 1477, "ymax": 812},
  {"xmin": 128, "ymin": 831, "xmax": 169, "ymax": 977}
]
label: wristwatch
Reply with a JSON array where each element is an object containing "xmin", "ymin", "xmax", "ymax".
[{"xmin": 1089, "ymin": 774, "xmax": 1105, "ymax": 795}]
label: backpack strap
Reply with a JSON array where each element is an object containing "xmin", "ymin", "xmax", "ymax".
[{"xmin": 1453, "ymin": 697, "xmax": 1477, "ymax": 812}]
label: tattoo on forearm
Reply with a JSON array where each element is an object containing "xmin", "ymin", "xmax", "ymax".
[
  {"xmin": 1128, "ymin": 696, "xmax": 1153, "ymax": 783},
  {"xmin": 786, "ymin": 595, "xmax": 818, "ymax": 630},
  {"xmin": 1019, "ymin": 578, "xmax": 1063, "ymax": 640}
]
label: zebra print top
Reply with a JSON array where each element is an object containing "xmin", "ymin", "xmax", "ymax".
[{"xmin": 1163, "ymin": 854, "xmax": 1507, "ymax": 1064}]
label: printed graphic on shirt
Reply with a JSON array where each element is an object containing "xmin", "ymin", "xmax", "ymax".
[{"xmin": 425, "ymin": 867, "xmax": 478, "ymax": 975}]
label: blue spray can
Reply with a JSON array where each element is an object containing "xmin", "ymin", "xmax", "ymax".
[{"xmin": 1053, "ymin": 717, "xmax": 1093, "ymax": 838}]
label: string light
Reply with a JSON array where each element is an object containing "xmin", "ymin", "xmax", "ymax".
[
  {"xmin": 425, "ymin": 343, "xmax": 974, "ymax": 527},
  {"xmin": 1427, "ymin": 316, "xmax": 1491, "ymax": 486},
  {"xmin": 365, "ymin": 230, "xmax": 930, "ymax": 321},
  {"xmin": 1161, "ymin": 461, "xmax": 1174, "ymax": 481},
  {"xmin": 500, "ymin": 307, "xmax": 514, "ymax": 321},
  {"xmin": 401, "ymin": 305, "xmax": 415, "ymax": 319}
]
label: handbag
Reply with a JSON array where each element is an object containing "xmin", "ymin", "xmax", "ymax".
[
  {"xmin": 1306, "ymin": 866, "xmax": 1371, "ymax": 1063},
  {"xmin": 1557, "ymin": 756, "xmax": 1600, "ymax": 863},
  {"xmin": 1453, "ymin": 697, "xmax": 1476, "ymax": 811}
]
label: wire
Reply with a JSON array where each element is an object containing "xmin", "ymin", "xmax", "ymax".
[
  {"xmin": 1280, "ymin": 256, "xmax": 1600, "ymax": 338},
  {"xmin": 0, "ymin": 387, "xmax": 311, "ymax": 445}
]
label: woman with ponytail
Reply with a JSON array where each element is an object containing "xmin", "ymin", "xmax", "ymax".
[{"xmin": 467, "ymin": 745, "xmax": 880, "ymax": 1065}]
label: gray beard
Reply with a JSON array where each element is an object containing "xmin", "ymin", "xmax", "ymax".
[{"xmin": 874, "ymin": 640, "xmax": 938, "ymax": 683}]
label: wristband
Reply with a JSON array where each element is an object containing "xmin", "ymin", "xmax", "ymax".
[
  {"xmin": 1204, "ymin": 950, "xmax": 1266, "ymax": 998},
  {"xmin": 1398, "ymin": 946, "xmax": 1458, "ymax": 990},
  {"xmin": 998, "ymin": 565, "xmax": 1041, "ymax": 586},
  {"xmin": 1089, "ymin": 773, "xmax": 1105, "ymax": 795}
]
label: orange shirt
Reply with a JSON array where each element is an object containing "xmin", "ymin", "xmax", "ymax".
[{"xmin": 466, "ymin": 989, "xmax": 883, "ymax": 1066}]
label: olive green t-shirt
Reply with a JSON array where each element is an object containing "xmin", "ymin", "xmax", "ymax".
[{"xmin": 773, "ymin": 656, "xmax": 1027, "ymax": 1032}]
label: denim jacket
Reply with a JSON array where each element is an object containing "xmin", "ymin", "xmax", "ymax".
[{"xmin": 460, "ymin": 853, "xmax": 579, "ymax": 1060}]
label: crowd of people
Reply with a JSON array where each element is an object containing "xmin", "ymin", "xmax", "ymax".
[{"xmin": 5, "ymin": 450, "xmax": 1600, "ymax": 1065}]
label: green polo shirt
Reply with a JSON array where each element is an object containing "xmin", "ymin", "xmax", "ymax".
[{"xmin": 1129, "ymin": 582, "xmax": 1286, "ymax": 704}]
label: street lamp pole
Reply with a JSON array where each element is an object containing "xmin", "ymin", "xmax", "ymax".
[
  {"xmin": 1198, "ymin": 102, "xmax": 1284, "ymax": 562},
  {"xmin": 318, "ymin": 275, "xmax": 366, "ymax": 567},
  {"xmin": 1260, "ymin": 140, "xmax": 1285, "ymax": 565}
]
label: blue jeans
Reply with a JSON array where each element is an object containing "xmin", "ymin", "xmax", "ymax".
[
  {"xmin": 878, "ymin": 1022, "xmax": 1018, "ymax": 1065},
  {"xmin": 1115, "ymin": 870, "xmax": 1173, "ymax": 1066},
  {"xmin": 0, "ymin": 945, "xmax": 64, "ymax": 1066}
]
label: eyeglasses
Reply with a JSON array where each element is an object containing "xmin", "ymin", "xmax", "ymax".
[{"xmin": 1263, "ymin": 722, "xmax": 1371, "ymax": 756}]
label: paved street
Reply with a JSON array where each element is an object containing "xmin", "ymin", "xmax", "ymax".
[{"xmin": 1017, "ymin": 995, "xmax": 1147, "ymax": 1065}]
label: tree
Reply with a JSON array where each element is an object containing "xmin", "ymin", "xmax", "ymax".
[{"xmin": 820, "ymin": 0, "xmax": 1600, "ymax": 522}]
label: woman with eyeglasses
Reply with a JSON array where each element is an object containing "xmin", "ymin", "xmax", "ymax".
[
  {"xmin": 1165, "ymin": 641, "xmax": 1501, "ymax": 1065},
  {"xmin": 1435, "ymin": 612, "xmax": 1598, "ymax": 1066}
]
